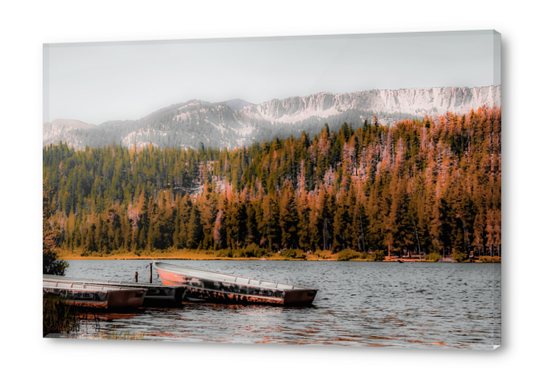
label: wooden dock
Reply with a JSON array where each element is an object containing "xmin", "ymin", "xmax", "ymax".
[
  {"xmin": 43, "ymin": 280, "xmax": 147, "ymax": 309},
  {"xmin": 44, "ymin": 275, "xmax": 186, "ymax": 307}
]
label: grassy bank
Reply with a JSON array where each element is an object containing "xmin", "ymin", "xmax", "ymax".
[
  {"xmin": 56, "ymin": 247, "xmax": 323, "ymax": 261},
  {"xmin": 43, "ymin": 294, "xmax": 79, "ymax": 337}
]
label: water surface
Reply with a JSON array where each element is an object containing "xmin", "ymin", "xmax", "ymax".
[{"xmin": 58, "ymin": 260, "xmax": 501, "ymax": 349}]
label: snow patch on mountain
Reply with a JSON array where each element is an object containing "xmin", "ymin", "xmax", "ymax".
[
  {"xmin": 44, "ymin": 85, "xmax": 500, "ymax": 151},
  {"xmin": 240, "ymin": 86, "xmax": 500, "ymax": 124}
]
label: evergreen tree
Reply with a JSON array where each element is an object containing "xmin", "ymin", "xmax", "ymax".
[
  {"xmin": 186, "ymin": 204, "xmax": 202, "ymax": 249},
  {"xmin": 43, "ymin": 187, "xmax": 68, "ymax": 275},
  {"xmin": 279, "ymin": 185, "xmax": 299, "ymax": 249}
]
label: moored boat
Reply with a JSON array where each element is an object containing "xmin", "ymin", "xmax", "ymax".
[
  {"xmin": 43, "ymin": 275, "xmax": 185, "ymax": 307},
  {"xmin": 43, "ymin": 280, "xmax": 147, "ymax": 309},
  {"xmin": 154, "ymin": 261, "xmax": 318, "ymax": 306}
]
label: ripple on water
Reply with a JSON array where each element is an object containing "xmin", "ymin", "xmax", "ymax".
[{"xmin": 63, "ymin": 260, "xmax": 500, "ymax": 349}]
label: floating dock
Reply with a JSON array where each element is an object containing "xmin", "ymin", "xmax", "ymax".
[
  {"xmin": 43, "ymin": 280, "xmax": 147, "ymax": 309},
  {"xmin": 44, "ymin": 275, "xmax": 186, "ymax": 307}
]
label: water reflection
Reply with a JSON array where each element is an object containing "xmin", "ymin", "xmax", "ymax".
[{"xmin": 59, "ymin": 261, "xmax": 500, "ymax": 349}]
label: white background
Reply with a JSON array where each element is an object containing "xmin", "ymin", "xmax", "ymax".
[{"xmin": 1, "ymin": 1, "xmax": 539, "ymax": 378}]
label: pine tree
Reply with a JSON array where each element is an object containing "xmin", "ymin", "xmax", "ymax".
[
  {"xmin": 261, "ymin": 194, "xmax": 281, "ymax": 251},
  {"xmin": 332, "ymin": 190, "xmax": 350, "ymax": 251},
  {"xmin": 309, "ymin": 193, "xmax": 323, "ymax": 251},
  {"xmin": 279, "ymin": 185, "xmax": 299, "ymax": 249},
  {"xmin": 186, "ymin": 204, "xmax": 202, "ymax": 249},
  {"xmin": 245, "ymin": 202, "xmax": 260, "ymax": 246},
  {"xmin": 200, "ymin": 181, "xmax": 217, "ymax": 248},
  {"xmin": 43, "ymin": 187, "xmax": 68, "ymax": 274},
  {"xmin": 297, "ymin": 192, "xmax": 311, "ymax": 251}
]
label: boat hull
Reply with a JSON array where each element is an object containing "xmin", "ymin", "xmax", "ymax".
[
  {"xmin": 138, "ymin": 285, "xmax": 184, "ymax": 307},
  {"xmin": 155, "ymin": 263, "xmax": 317, "ymax": 306}
]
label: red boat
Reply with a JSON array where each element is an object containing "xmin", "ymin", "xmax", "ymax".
[{"xmin": 154, "ymin": 261, "xmax": 317, "ymax": 306}]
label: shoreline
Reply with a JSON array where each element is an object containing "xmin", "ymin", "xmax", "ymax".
[
  {"xmin": 56, "ymin": 253, "xmax": 500, "ymax": 263},
  {"xmin": 57, "ymin": 254, "xmax": 329, "ymax": 261}
]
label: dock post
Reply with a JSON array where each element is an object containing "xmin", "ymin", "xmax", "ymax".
[
  {"xmin": 135, "ymin": 271, "xmax": 138, "ymax": 283},
  {"xmin": 149, "ymin": 262, "xmax": 153, "ymax": 284}
]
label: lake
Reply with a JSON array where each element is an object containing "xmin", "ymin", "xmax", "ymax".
[{"xmin": 57, "ymin": 260, "xmax": 501, "ymax": 349}]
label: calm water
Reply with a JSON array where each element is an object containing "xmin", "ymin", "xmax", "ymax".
[{"xmin": 58, "ymin": 260, "xmax": 501, "ymax": 349}]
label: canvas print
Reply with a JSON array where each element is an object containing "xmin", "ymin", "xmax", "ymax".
[{"xmin": 42, "ymin": 30, "xmax": 501, "ymax": 349}]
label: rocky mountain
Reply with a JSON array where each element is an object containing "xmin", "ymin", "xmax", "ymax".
[
  {"xmin": 225, "ymin": 99, "xmax": 253, "ymax": 111},
  {"xmin": 243, "ymin": 86, "xmax": 500, "ymax": 123},
  {"xmin": 43, "ymin": 119, "xmax": 96, "ymax": 150},
  {"xmin": 43, "ymin": 85, "xmax": 501, "ymax": 150}
]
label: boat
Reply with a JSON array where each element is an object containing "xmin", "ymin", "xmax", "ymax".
[
  {"xmin": 43, "ymin": 279, "xmax": 146, "ymax": 309},
  {"xmin": 154, "ymin": 261, "xmax": 318, "ymax": 306},
  {"xmin": 43, "ymin": 275, "xmax": 185, "ymax": 307}
]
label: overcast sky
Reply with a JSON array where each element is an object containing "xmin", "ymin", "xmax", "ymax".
[{"xmin": 44, "ymin": 30, "xmax": 500, "ymax": 125}]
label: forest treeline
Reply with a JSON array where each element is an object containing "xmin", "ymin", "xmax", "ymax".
[{"xmin": 43, "ymin": 107, "xmax": 501, "ymax": 259}]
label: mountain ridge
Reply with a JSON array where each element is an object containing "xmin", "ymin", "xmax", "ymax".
[{"xmin": 44, "ymin": 85, "xmax": 501, "ymax": 150}]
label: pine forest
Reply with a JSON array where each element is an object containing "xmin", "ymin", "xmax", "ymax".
[{"xmin": 43, "ymin": 107, "xmax": 501, "ymax": 261}]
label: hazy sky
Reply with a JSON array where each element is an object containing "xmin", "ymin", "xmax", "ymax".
[{"xmin": 44, "ymin": 30, "xmax": 500, "ymax": 124}]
